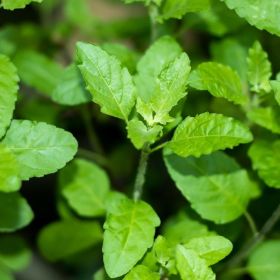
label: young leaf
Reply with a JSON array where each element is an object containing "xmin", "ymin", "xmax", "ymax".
[
  {"xmin": 60, "ymin": 159, "xmax": 110, "ymax": 217},
  {"xmin": 51, "ymin": 64, "xmax": 91, "ymax": 106},
  {"xmin": 176, "ymin": 245, "xmax": 215, "ymax": 280},
  {"xmin": 221, "ymin": 0, "xmax": 280, "ymax": 36},
  {"xmin": 164, "ymin": 150, "xmax": 259, "ymax": 223},
  {"xmin": 185, "ymin": 236, "xmax": 233, "ymax": 265},
  {"xmin": 38, "ymin": 219, "xmax": 103, "ymax": 261},
  {"xmin": 76, "ymin": 42, "xmax": 136, "ymax": 121},
  {"xmin": 123, "ymin": 265, "xmax": 160, "ymax": 280},
  {"xmin": 249, "ymin": 140, "xmax": 280, "ymax": 188},
  {"xmin": 247, "ymin": 42, "xmax": 272, "ymax": 93},
  {"xmin": 167, "ymin": 113, "xmax": 253, "ymax": 158},
  {"xmin": 0, "ymin": 144, "xmax": 20, "ymax": 192},
  {"xmin": 103, "ymin": 196, "xmax": 160, "ymax": 278},
  {"xmin": 2, "ymin": 120, "xmax": 78, "ymax": 180},
  {"xmin": 1, "ymin": 0, "xmax": 43, "ymax": 10},
  {"xmin": 194, "ymin": 62, "xmax": 248, "ymax": 105},
  {"xmin": 248, "ymin": 240, "xmax": 280, "ymax": 280},
  {"xmin": 0, "ymin": 192, "xmax": 33, "ymax": 232},
  {"xmin": 0, "ymin": 54, "xmax": 19, "ymax": 139}
]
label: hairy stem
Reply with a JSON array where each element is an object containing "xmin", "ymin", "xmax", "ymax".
[{"xmin": 133, "ymin": 145, "xmax": 150, "ymax": 201}]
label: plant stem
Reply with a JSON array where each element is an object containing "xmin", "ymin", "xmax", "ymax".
[
  {"xmin": 149, "ymin": 4, "xmax": 159, "ymax": 43},
  {"xmin": 133, "ymin": 144, "xmax": 150, "ymax": 201},
  {"xmin": 150, "ymin": 142, "xmax": 169, "ymax": 153},
  {"xmin": 244, "ymin": 211, "xmax": 258, "ymax": 236}
]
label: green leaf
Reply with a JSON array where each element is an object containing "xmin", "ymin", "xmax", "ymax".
[
  {"xmin": 51, "ymin": 64, "xmax": 91, "ymax": 106},
  {"xmin": 160, "ymin": 0, "xmax": 210, "ymax": 20},
  {"xmin": 248, "ymin": 240, "xmax": 280, "ymax": 280},
  {"xmin": 76, "ymin": 42, "xmax": 136, "ymax": 121},
  {"xmin": 194, "ymin": 62, "xmax": 248, "ymax": 105},
  {"xmin": 127, "ymin": 119, "xmax": 162, "ymax": 149},
  {"xmin": 13, "ymin": 51, "xmax": 63, "ymax": 96},
  {"xmin": 176, "ymin": 245, "xmax": 215, "ymax": 280},
  {"xmin": 123, "ymin": 265, "xmax": 160, "ymax": 280},
  {"xmin": 2, "ymin": 120, "xmax": 78, "ymax": 180},
  {"xmin": 247, "ymin": 42, "xmax": 272, "ymax": 93},
  {"xmin": 167, "ymin": 113, "xmax": 253, "ymax": 158},
  {"xmin": 271, "ymin": 80, "xmax": 280, "ymax": 106},
  {"xmin": 38, "ymin": 219, "xmax": 103, "ymax": 261},
  {"xmin": 60, "ymin": 159, "xmax": 110, "ymax": 217},
  {"xmin": 124, "ymin": 0, "xmax": 162, "ymax": 6},
  {"xmin": 0, "ymin": 54, "xmax": 19, "ymax": 139},
  {"xmin": 0, "ymin": 235, "xmax": 31, "ymax": 271},
  {"xmin": 0, "ymin": 144, "xmax": 20, "ymax": 192},
  {"xmin": 249, "ymin": 140, "xmax": 280, "ymax": 188},
  {"xmin": 103, "ymin": 196, "xmax": 160, "ymax": 278},
  {"xmin": 247, "ymin": 107, "xmax": 280, "ymax": 134},
  {"xmin": 164, "ymin": 150, "xmax": 259, "ymax": 223},
  {"xmin": 221, "ymin": 0, "xmax": 280, "ymax": 36},
  {"xmin": 0, "ymin": 267, "xmax": 13, "ymax": 280},
  {"xmin": 1, "ymin": 0, "xmax": 43, "ymax": 10},
  {"xmin": 185, "ymin": 236, "xmax": 233, "ymax": 265},
  {"xmin": 0, "ymin": 192, "xmax": 33, "ymax": 232}
]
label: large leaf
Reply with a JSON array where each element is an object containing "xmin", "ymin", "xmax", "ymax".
[
  {"xmin": 38, "ymin": 219, "xmax": 103, "ymax": 261},
  {"xmin": 248, "ymin": 240, "xmax": 280, "ymax": 280},
  {"xmin": 2, "ymin": 120, "xmax": 78, "ymax": 180},
  {"xmin": 60, "ymin": 159, "xmax": 110, "ymax": 217},
  {"xmin": 249, "ymin": 140, "xmax": 280, "ymax": 188},
  {"xmin": 1, "ymin": 0, "xmax": 43, "ymax": 10},
  {"xmin": 103, "ymin": 196, "xmax": 160, "ymax": 278},
  {"xmin": 194, "ymin": 62, "xmax": 248, "ymax": 105},
  {"xmin": 176, "ymin": 245, "xmax": 215, "ymax": 280},
  {"xmin": 164, "ymin": 150, "xmax": 259, "ymax": 223},
  {"xmin": 123, "ymin": 265, "xmax": 160, "ymax": 280},
  {"xmin": 221, "ymin": 0, "xmax": 280, "ymax": 36},
  {"xmin": 0, "ymin": 144, "xmax": 20, "ymax": 192},
  {"xmin": 167, "ymin": 113, "xmax": 253, "ymax": 158},
  {"xmin": 0, "ymin": 54, "xmax": 18, "ymax": 139},
  {"xmin": 0, "ymin": 192, "xmax": 33, "ymax": 232},
  {"xmin": 76, "ymin": 42, "xmax": 136, "ymax": 121}
]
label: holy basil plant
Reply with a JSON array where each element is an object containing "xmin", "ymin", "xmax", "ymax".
[{"xmin": 1, "ymin": 0, "xmax": 280, "ymax": 279}]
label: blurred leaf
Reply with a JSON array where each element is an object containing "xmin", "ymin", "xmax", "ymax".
[
  {"xmin": 1, "ymin": 0, "xmax": 43, "ymax": 10},
  {"xmin": 123, "ymin": 265, "xmax": 160, "ymax": 280},
  {"xmin": 271, "ymin": 80, "xmax": 280, "ymax": 106},
  {"xmin": 0, "ymin": 267, "xmax": 13, "ymax": 280}
]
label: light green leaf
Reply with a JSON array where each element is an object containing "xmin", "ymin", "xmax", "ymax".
[
  {"xmin": 103, "ymin": 196, "xmax": 160, "ymax": 278},
  {"xmin": 123, "ymin": 265, "xmax": 160, "ymax": 280},
  {"xmin": 247, "ymin": 107, "xmax": 280, "ymax": 134},
  {"xmin": 160, "ymin": 0, "xmax": 210, "ymax": 20},
  {"xmin": 248, "ymin": 240, "xmax": 280, "ymax": 280},
  {"xmin": 13, "ymin": 51, "xmax": 63, "ymax": 96},
  {"xmin": 127, "ymin": 119, "xmax": 162, "ymax": 149},
  {"xmin": 164, "ymin": 150, "xmax": 259, "ymax": 223},
  {"xmin": 60, "ymin": 159, "xmax": 110, "ymax": 217},
  {"xmin": 0, "ymin": 267, "xmax": 13, "ymax": 280},
  {"xmin": 1, "ymin": 0, "xmax": 43, "ymax": 10},
  {"xmin": 2, "ymin": 120, "xmax": 78, "ymax": 180},
  {"xmin": 0, "ymin": 54, "xmax": 18, "ymax": 139},
  {"xmin": 271, "ymin": 80, "xmax": 280, "ymax": 106},
  {"xmin": 221, "ymin": 0, "xmax": 280, "ymax": 36},
  {"xmin": 249, "ymin": 140, "xmax": 280, "ymax": 188},
  {"xmin": 0, "ymin": 144, "xmax": 20, "ymax": 192},
  {"xmin": 51, "ymin": 64, "xmax": 91, "ymax": 106},
  {"xmin": 247, "ymin": 42, "xmax": 272, "ymax": 93},
  {"xmin": 76, "ymin": 42, "xmax": 136, "ymax": 121},
  {"xmin": 0, "ymin": 192, "xmax": 33, "ymax": 232},
  {"xmin": 176, "ymin": 245, "xmax": 215, "ymax": 280},
  {"xmin": 38, "ymin": 220, "xmax": 103, "ymax": 261},
  {"xmin": 194, "ymin": 62, "xmax": 248, "ymax": 105},
  {"xmin": 124, "ymin": 0, "xmax": 162, "ymax": 6},
  {"xmin": 185, "ymin": 236, "xmax": 233, "ymax": 265},
  {"xmin": 0, "ymin": 235, "xmax": 31, "ymax": 271},
  {"xmin": 167, "ymin": 113, "xmax": 253, "ymax": 158}
]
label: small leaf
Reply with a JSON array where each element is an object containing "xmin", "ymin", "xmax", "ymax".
[
  {"xmin": 76, "ymin": 42, "xmax": 136, "ymax": 121},
  {"xmin": 123, "ymin": 265, "xmax": 160, "ymax": 280},
  {"xmin": 176, "ymin": 245, "xmax": 215, "ymax": 280},
  {"xmin": 0, "ymin": 54, "xmax": 19, "ymax": 138},
  {"xmin": 38, "ymin": 219, "xmax": 103, "ymax": 261},
  {"xmin": 167, "ymin": 113, "xmax": 253, "ymax": 158},
  {"xmin": 248, "ymin": 240, "xmax": 280, "ymax": 280},
  {"xmin": 1, "ymin": 0, "xmax": 43, "ymax": 10},
  {"xmin": 247, "ymin": 42, "xmax": 272, "ymax": 93},
  {"xmin": 103, "ymin": 196, "xmax": 160, "ymax": 278},
  {"xmin": 2, "ymin": 120, "xmax": 78, "ymax": 180},
  {"xmin": 60, "ymin": 159, "xmax": 110, "ymax": 217},
  {"xmin": 195, "ymin": 62, "xmax": 247, "ymax": 105},
  {"xmin": 0, "ymin": 192, "xmax": 33, "ymax": 232},
  {"xmin": 185, "ymin": 236, "xmax": 233, "ymax": 265}
]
